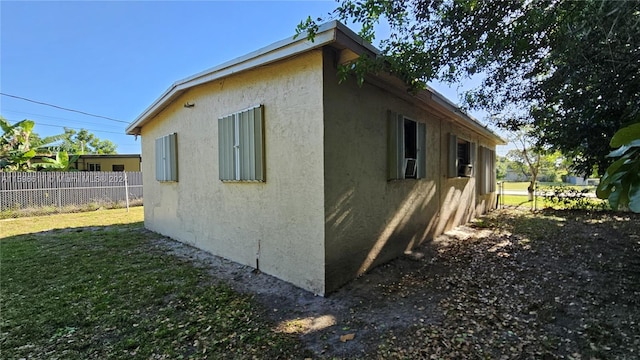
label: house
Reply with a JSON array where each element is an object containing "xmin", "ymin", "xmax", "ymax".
[
  {"xmin": 73, "ymin": 154, "xmax": 141, "ymax": 172},
  {"xmin": 32, "ymin": 154, "xmax": 142, "ymax": 172},
  {"xmin": 126, "ymin": 21, "xmax": 505, "ymax": 295},
  {"xmin": 566, "ymin": 175, "xmax": 599, "ymax": 186}
]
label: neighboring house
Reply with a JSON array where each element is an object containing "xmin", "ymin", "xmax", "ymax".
[
  {"xmin": 126, "ymin": 21, "xmax": 505, "ymax": 295},
  {"xmin": 566, "ymin": 175, "xmax": 600, "ymax": 186},
  {"xmin": 33, "ymin": 154, "xmax": 142, "ymax": 172},
  {"xmin": 74, "ymin": 154, "xmax": 141, "ymax": 172}
]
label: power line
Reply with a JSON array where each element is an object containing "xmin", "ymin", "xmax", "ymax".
[
  {"xmin": 1, "ymin": 92, "xmax": 129, "ymax": 124},
  {"xmin": 2, "ymin": 109, "xmax": 124, "ymax": 129}
]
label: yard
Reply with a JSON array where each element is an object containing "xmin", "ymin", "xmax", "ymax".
[
  {"xmin": 2, "ymin": 207, "xmax": 639, "ymax": 359},
  {"xmin": 498, "ymin": 181, "xmax": 604, "ymax": 210}
]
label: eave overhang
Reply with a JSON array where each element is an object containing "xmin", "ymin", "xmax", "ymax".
[{"xmin": 126, "ymin": 21, "xmax": 505, "ymax": 145}]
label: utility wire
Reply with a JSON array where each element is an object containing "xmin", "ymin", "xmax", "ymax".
[
  {"xmin": 7, "ymin": 119, "xmax": 126, "ymax": 136},
  {"xmin": 3, "ymin": 109, "xmax": 124, "ymax": 129},
  {"xmin": 1, "ymin": 92, "xmax": 129, "ymax": 124}
]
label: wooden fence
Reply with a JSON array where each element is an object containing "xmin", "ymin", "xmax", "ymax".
[{"xmin": 0, "ymin": 172, "xmax": 143, "ymax": 211}]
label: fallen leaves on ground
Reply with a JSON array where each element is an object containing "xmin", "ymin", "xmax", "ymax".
[{"xmin": 373, "ymin": 209, "xmax": 640, "ymax": 359}]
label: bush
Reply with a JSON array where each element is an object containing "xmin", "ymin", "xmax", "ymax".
[{"xmin": 540, "ymin": 186, "xmax": 609, "ymax": 211}]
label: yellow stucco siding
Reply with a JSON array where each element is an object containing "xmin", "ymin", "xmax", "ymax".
[
  {"xmin": 140, "ymin": 50, "xmax": 327, "ymax": 294},
  {"xmin": 321, "ymin": 50, "xmax": 500, "ymax": 293}
]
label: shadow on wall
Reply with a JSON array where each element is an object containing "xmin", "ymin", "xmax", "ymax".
[
  {"xmin": 325, "ymin": 177, "xmax": 479, "ymax": 293},
  {"xmin": 437, "ymin": 179, "xmax": 476, "ymax": 235},
  {"xmin": 324, "ymin": 180, "xmax": 439, "ymax": 292},
  {"xmin": 357, "ymin": 181, "xmax": 438, "ymax": 275}
]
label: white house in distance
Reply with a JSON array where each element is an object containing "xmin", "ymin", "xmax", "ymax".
[{"xmin": 126, "ymin": 21, "xmax": 505, "ymax": 295}]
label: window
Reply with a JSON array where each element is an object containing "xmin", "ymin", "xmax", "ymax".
[
  {"xmin": 218, "ymin": 105, "xmax": 265, "ymax": 182},
  {"xmin": 387, "ymin": 110, "xmax": 426, "ymax": 180},
  {"xmin": 112, "ymin": 164, "xmax": 125, "ymax": 172},
  {"xmin": 88, "ymin": 163, "xmax": 101, "ymax": 171},
  {"xmin": 478, "ymin": 146, "xmax": 496, "ymax": 194},
  {"xmin": 448, "ymin": 134, "xmax": 476, "ymax": 178},
  {"xmin": 155, "ymin": 133, "xmax": 178, "ymax": 182}
]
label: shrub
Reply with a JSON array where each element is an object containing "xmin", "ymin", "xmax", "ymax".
[{"xmin": 540, "ymin": 186, "xmax": 609, "ymax": 211}]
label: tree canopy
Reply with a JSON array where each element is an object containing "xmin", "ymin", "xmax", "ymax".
[
  {"xmin": 56, "ymin": 128, "xmax": 117, "ymax": 155},
  {"xmin": 298, "ymin": 0, "xmax": 640, "ymax": 176}
]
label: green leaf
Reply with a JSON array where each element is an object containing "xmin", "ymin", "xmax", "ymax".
[
  {"xmin": 610, "ymin": 123, "xmax": 640, "ymax": 148},
  {"xmin": 608, "ymin": 183, "xmax": 624, "ymax": 210},
  {"xmin": 629, "ymin": 179, "xmax": 640, "ymax": 213},
  {"xmin": 604, "ymin": 156, "xmax": 630, "ymax": 176},
  {"xmin": 607, "ymin": 140, "xmax": 640, "ymax": 158},
  {"xmin": 57, "ymin": 150, "xmax": 69, "ymax": 165}
]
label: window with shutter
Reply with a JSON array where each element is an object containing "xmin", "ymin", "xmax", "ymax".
[
  {"xmin": 155, "ymin": 133, "xmax": 178, "ymax": 182},
  {"xmin": 387, "ymin": 110, "xmax": 426, "ymax": 180},
  {"xmin": 478, "ymin": 146, "xmax": 496, "ymax": 194},
  {"xmin": 218, "ymin": 105, "xmax": 265, "ymax": 182},
  {"xmin": 448, "ymin": 133, "xmax": 475, "ymax": 178}
]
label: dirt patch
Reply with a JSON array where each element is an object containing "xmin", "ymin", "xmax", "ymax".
[{"xmin": 151, "ymin": 209, "xmax": 640, "ymax": 359}]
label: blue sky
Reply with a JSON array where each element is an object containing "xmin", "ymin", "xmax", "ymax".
[{"xmin": 1, "ymin": 0, "xmax": 498, "ymax": 155}]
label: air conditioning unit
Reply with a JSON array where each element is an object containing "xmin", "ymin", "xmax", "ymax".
[{"xmin": 458, "ymin": 163, "xmax": 473, "ymax": 177}]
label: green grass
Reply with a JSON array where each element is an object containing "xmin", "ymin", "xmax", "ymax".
[
  {"xmin": 499, "ymin": 194, "xmax": 534, "ymax": 207},
  {"xmin": 500, "ymin": 181, "xmax": 595, "ymax": 192},
  {"xmin": 0, "ymin": 199, "xmax": 144, "ymax": 220},
  {"xmin": 0, "ymin": 208, "xmax": 305, "ymax": 359}
]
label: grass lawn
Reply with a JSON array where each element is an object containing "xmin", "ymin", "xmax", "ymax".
[
  {"xmin": 0, "ymin": 208, "xmax": 305, "ymax": 359},
  {"xmin": 501, "ymin": 181, "xmax": 595, "ymax": 192},
  {"xmin": 2, "ymin": 207, "xmax": 638, "ymax": 359},
  {"xmin": 500, "ymin": 194, "xmax": 534, "ymax": 207}
]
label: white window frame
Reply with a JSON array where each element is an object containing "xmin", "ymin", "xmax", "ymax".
[
  {"xmin": 448, "ymin": 133, "xmax": 476, "ymax": 178},
  {"xmin": 387, "ymin": 110, "xmax": 426, "ymax": 180}
]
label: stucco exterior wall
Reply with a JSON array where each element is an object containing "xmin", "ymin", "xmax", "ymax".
[
  {"xmin": 322, "ymin": 49, "xmax": 499, "ymax": 293},
  {"xmin": 76, "ymin": 156, "xmax": 141, "ymax": 172},
  {"xmin": 140, "ymin": 51, "xmax": 327, "ymax": 294}
]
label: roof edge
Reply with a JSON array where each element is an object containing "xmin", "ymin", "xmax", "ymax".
[
  {"xmin": 126, "ymin": 20, "xmax": 505, "ymax": 145},
  {"xmin": 126, "ymin": 21, "xmax": 345, "ymax": 135},
  {"xmin": 426, "ymin": 86, "xmax": 507, "ymax": 145}
]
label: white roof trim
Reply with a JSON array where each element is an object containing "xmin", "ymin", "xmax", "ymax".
[
  {"xmin": 126, "ymin": 21, "xmax": 504, "ymax": 145},
  {"xmin": 126, "ymin": 21, "xmax": 345, "ymax": 134}
]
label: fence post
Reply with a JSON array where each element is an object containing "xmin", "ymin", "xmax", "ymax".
[
  {"xmin": 56, "ymin": 173, "xmax": 62, "ymax": 208},
  {"xmin": 124, "ymin": 172, "xmax": 130, "ymax": 212}
]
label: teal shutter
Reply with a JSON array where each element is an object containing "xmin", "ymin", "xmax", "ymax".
[
  {"xmin": 387, "ymin": 110, "xmax": 404, "ymax": 180},
  {"xmin": 417, "ymin": 122, "xmax": 426, "ymax": 178},
  {"xmin": 166, "ymin": 133, "xmax": 178, "ymax": 181},
  {"xmin": 479, "ymin": 146, "xmax": 486, "ymax": 194},
  {"xmin": 237, "ymin": 106, "xmax": 265, "ymax": 181},
  {"xmin": 238, "ymin": 106, "xmax": 264, "ymax": 181},
  {"xmin": 219, "ymin": 105, "xmax": 264, "ymax": 182},
  {"xmin": 155, "ymin": 137, "xmax": 164, "ymax": 181},
  {"xmin": 155, "ymin": 133, "xmax": 178, "ymax": 182},
  {"xmin": 489, "ymin": 149, "xmax": 496, "ymax": 192},
  {"xmin": 448, "ymin": 133, "xmax": 458, "ymax": 178},
  {"xmin": 218, "ymin": 115, "xmax": 235, "ymax": 181},
  {"xmin": 470, "ymin": 142, "xmax": 476, "ymax": 177}
]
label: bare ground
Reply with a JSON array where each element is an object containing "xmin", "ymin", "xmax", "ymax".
[{"xmin": 153, "ymin": 208, "xmax": 640, "ymax": 359}]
